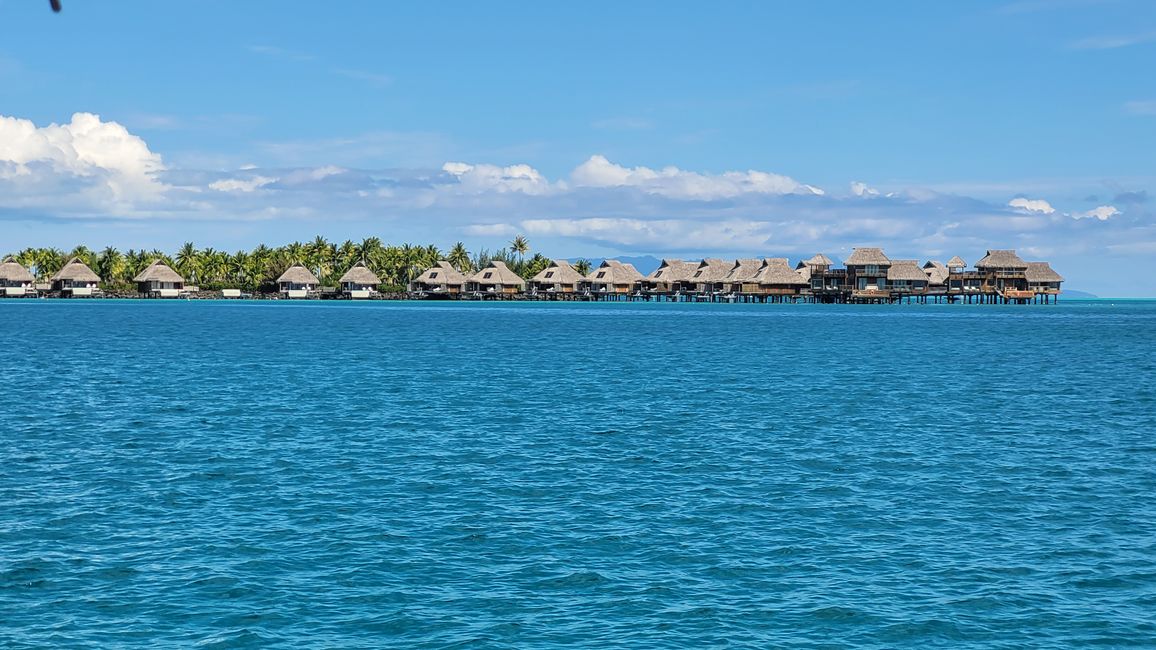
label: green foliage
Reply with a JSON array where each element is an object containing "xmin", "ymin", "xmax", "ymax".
[{"xmin": 5, "ymin": 236, "xmax": 568, "ymax": 292}]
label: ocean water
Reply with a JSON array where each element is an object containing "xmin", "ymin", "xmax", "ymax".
[{"xmin": 1, "ymin": 299, "xmax": 1155, "ymax": 648}]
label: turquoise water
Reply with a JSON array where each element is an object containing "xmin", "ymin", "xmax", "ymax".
[{"xmin": 2, "ymin": 300, "xmax": 1155, "ymax": 648}]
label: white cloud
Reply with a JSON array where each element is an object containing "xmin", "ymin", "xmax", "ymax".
[
  {"xmin": 1073, "ymin": 205, "xmax": 1119, "ymax": 221},
  {"xmin": 463, "ymin": 223, "xmax": 518, "ymax": 236},
  {"xmin": 0, "ymin": 112, "xmax": 166, "ymax": 210},
  {"xmin": 209, "ymin": 176, "xmax": 276, "ymax": 193},
  {"xmin": 441, "ymin": 161, "xmax": 556, "ymax": 195},
  {"xmin": 570, "ymin": 155, "xmax": 824, "ymax": 199},
  {"xmin": 850, "ymin": 181, "xmax": 880, "ymax": 197},
  {"xmin": 521, "ymin": 217, "xmax": 777, "ymax": 250},
  {"xmin": 1008, "ymin": 197, "xmax": 1056, "ymax": 214}
]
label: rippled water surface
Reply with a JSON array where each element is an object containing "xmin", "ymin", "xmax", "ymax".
[{"xmin": 2, "ymin": 299, "xmax": 1155, "ymax": 648}]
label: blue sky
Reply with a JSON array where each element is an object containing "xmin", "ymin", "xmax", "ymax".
[{"xmin": 1, "ymin": 0, "xmax": 1154, "ymax": 294}]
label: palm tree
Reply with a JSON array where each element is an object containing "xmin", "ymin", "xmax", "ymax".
[
  {"xmin": 573, "ymin": 258, "xmax": 592, "ymax": 276},
  {"xmin": 510, "ymin": 235, "xmax": 529, "ymax": 263},
  {"xmin": 176, "ymin": 241, "xmax": 199, "ymax": 282},
  {"xmin": 448, "ymin": 242, "xmax": 471, "ymax": 273},
  {"xmin": 96, "ymin": 246, "xmax": 125, "ymax": 284}
]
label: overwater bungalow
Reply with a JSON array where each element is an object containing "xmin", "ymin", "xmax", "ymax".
[
  {"xmin": 974, "ymin": 249, "xmax": 1030, "ymax": 299},
  {"xmin": 276, "ymin": 263, "xmax": 320, "ymax": 299},
  {"xmin": 690, "ymin": 258, "xmax": 731, "ymax": 295},
  {"xmin": 0, "ymin": 257, "xmax": 35, "ymax": 297},
  {"xmin": 796, "ymin": 253, "xmax": 845, "ymax": 296},
  {"xmin": 887, "ymin": 260, "xmax": 930, "ymax": 295},
  {"xmin": 51, "ymin": 257, "xmax": 102, "ymax": 297},
  {"xmin": 923, "ymin": 261, "xmax": 949, "ymax": 289},
  {"xmin": 947, "ymin": 256, "xmax": 967, "ymax": 273},
  {"xmin": 642, "ymin": 259, "xmax": 698, "ymax": 295},
  {"xmin": 721, "ymin": 259, "xmax": 763, "ymax": 295},
  {"xmin": 584, "ymin": 260, "xmax": 643, "ymax": 295},
  {"xmin": 1025, "ymin": 262, "xmax": 1064, "ymax": 301},
  {"xmin": 751, "ymin": 258, "xmax": 808, "ymax": 299},
  {"xmin": 845, "ymin": 247, "xmax": 892, "ymax": 299},
  {"xmin": 134, "ymin": 260, "xmax": 185, "ymax": 298},
  {"xmin": 467, "ymin": 260, "xmax": 525, "ymax": 296},
  {"xmin": 529, "ymin": 260, "xmax": 584, "ymax": 295},
  {"xmin": 338, "ymin": 261, "xmax": 380, "ymax": 299},
  {"xmin": 411, "ymin": 261, "xmax": 467, "ymax": 297}
]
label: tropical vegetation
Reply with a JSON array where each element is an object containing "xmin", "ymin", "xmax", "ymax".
[{"xmin": 6, "ymin": 235, "xmax": 564, "ymax": 292}]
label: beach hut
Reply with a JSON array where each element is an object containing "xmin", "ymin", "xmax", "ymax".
[
  {"xmin": 0, "ymin": 257, "xmax": 35, "ymax": 297},
  {"xmin": 689, "ymin": 258, "xmax": 732, "ymax": 295},
  {"xmin": 133, "ymin": 260, "xmax": 185, "ymax": 298},
  {"xmin": 845, "ymin": 247, "xmax": 891, "ymax": 295},
  {"xmin": 946, "ymin": 256, "xmax": 967, "ymax": 272},
  {"xmin": 975, "ymin": 249, "xmax": 1029, "ymax": 297},
  {"xmin": 751, "ymin": 258, "xmax": 808, "ymax": 297},
  {"xmin": 276, "ymin": 262, "xmax": 319, "ymax": 298},
  {"xmin": 1025, "ymin": 262, "xmax": 1063, "ymax": 300},
  {"xmin": 51, "ymin": 257, "xmax": 102, "ymax": 297},
  {"xmin": 467, "ymin": 261, "xmax": 525, "ymax": 296},
  {"xmin": 529, "ymin": 260, "xmax": 584, "ymax": 295},
  {"xmin": 796, "ymin": 253, "xmax": 843, "ymax": 294},
  {"xmin": 338, "ymin": 261, "xmax": 380, "ymax": 299},
  {"xmin": 722, "ymin": 258, "xmax": 763, "ymax": 294},
  {"xmin": 887, "ymin": 260, "xmax": 930, "ymax": 294},
  {"xmin": 584, "ymin": 260, "xmax": 643, "ymax": 295},
  {"xmin": 643, "ymin": 259, "xmax": 698, "ymax": 295},
  {"xmin": 412, "ymin": 261, "xmax": 467, "ymax": 296}
]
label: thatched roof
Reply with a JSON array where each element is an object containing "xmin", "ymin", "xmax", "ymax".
[
  {"xmin": 844, "ymin": 247, "xmax": 890, "ymax": 266},
  {"xmin": 531, "ymin": 260, "xmax": 584, "ymax": 285},
  {"xmin": 52, "ymin": 257, "xmax": 101, "ymax": 283},
  {"xmin": 133, "ymin": 259, "xmax": 183, "ymax": 283},
  {"xmin": 923, "ymin": 261, "xmax": 949, "ymax": 285},
  {"xmin": 804, "ymin": 253, "xmax": 834, "ymax": 267},
  {"xmin": 414, "ymin": 261, "xmax": 467, "ymax": 286},
  {"xmin": 975, "ymin": 250, "xmax": 1027, "ymax": 270},
  {"xmin": 339, "ymin": 261, "xmax": 380, "ymax": 285},
  {"xmin": 947, "ymin": 255, "xmax": 967, "ymax": 268},
  {"xmin": 723, "ymin": 258, "xmax": 763, "ymax": 283},
  {"xmin": 647, "ymin": 259, "xmax": 698, "ymax": 281},
  {"xmin": 587, "ymin": 260, "xmax": 643, "ymax": 284},
  {"xmin": 753, "ymin": 258, "xmax": 807, "ymax": 286},
  {"xmin": 887, "ymin": 260, "xmax": 929, "ymax": 282},
  {"xmin": 1025, "ymin": 261, "xmax": 1064, "ymax": 282},
  {"xmin": 690, "ymin": 258, "xmax": 731, "ymax": 283},
  {"xmin": 276, "ymin": 262, "xmax": 319, "ymax": 285},
  {"xmin": 0, "ymin": 257, "xmax": 34, "ymax": 283},
  {"xmin": 469, "ymin": 260, "xmax": 526, "ymax": 287}
]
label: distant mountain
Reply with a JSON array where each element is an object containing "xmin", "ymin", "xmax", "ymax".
[{"xmin": 1061, "ymin": 289, "xmax": 1098, "ymax": 299}]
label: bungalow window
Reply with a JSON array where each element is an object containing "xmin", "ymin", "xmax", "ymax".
[
  {"xmin": 429, "ymin": 272, "xmax": 438, "ymax": 279},
  {"xmin": 654, "ymin": 270, "xmax": 663, "ymax": 277},
  {"xmin": 483, "ymin": 272, "xmax": 492, "ymax": 279},
  {"xmin": 596, "ymin": 271, "xmax": 606, "ymax": 278},
  {"xmin": 545, "ymin": 271, "xmax": 554, "ymax": 278},
  {"xmin": 865, "ymin": 265, "xmax": 880, "ymax": 275},
  {"xmin": 694, "ymin": 271, "xmax": 703, "ymax": 277}
]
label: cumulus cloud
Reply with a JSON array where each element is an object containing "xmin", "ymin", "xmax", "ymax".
[
  {"xmin": 570, "ymin": 155, "xmax": 824, "ymax": 199},
  {"xmin": 1073, "ymin": 205, "xmax": 1119, "ymax": 221},
  {"xmin": 850, "ymin": 181, "xmax": 880, "ymax": 197},
  {"xmin": 1008, "ymin": 197, "xmax": 1056, "ymax": 214}
]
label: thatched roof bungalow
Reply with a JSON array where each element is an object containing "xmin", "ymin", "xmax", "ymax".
[
  {"xmin": 339, "ymin": 261, "xmax": 379, "ymax": 298},
  {"xmin": 643, "ymin": 259, "xmax": 697, "ymax": 293},
  {"xmin": 134, "ymin": 260, "xmax": 184, "ymax": 298},
  {"xmin": 690, "ymin": 258, "xmax": 732, "ymax": 294},
  {"xmin": 975, "ymin": 249, "xmax": 1029, "ymax": 294},
  {"xmin": 946, "ymin": 256, "xmax": 967, "ymax": 272},
  {"xmin": 412, "ymin": 261, "xmax": 467, "ymax": 295},
  {"xmin": 721, "ymin": 259, "xmax": 763, "ymax": 294},
  {"xmin": 585, "ymin": 260, "xmax": 643, "ymax": 294},
  {"xmin": 530, "ymin": 260, "xmax": 584, "ymax": 294},
  {"xmin": 751, "ymin": 258, "xmax": 808, "ymax": 295},
  {"xmin": 923, "ymin": 261, "xmax": 949, "ymax": 287},
  {"xmin": 276, "ymin": 262, "xmax": 319, "ymax": 298},
  {"xmin": 0, "ymin": 257, "xmax": 35, "ymax": 296},
  {"xmin": 887, "ymin": 260, "xmax": 929, "ymax": 293},
  {"xmin": 52, "ymin": 257, "xmax": 102, "ymax": 296},
  {"xmin": 468, "ymin": 261, "xmax": 525, "ymax": 295},
  {"xmin": 1025, "ymin": 262, "xmax": 1064, "ymax": 295},
  {"xmin": 845, "ymin": 247, "xmax": 891, "ymax": 292}
]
